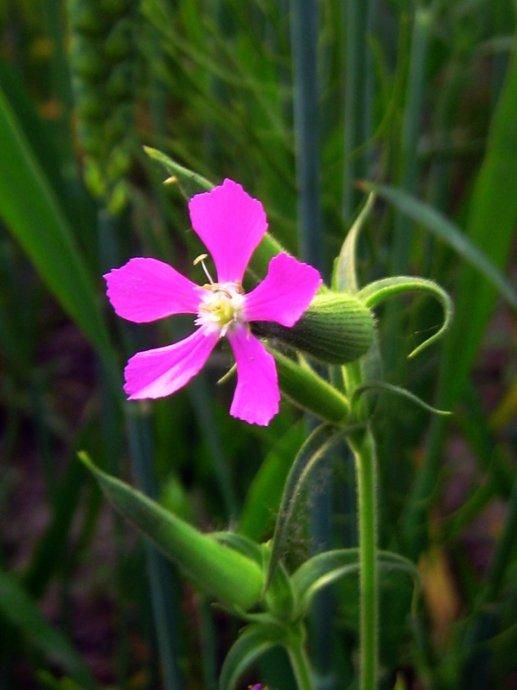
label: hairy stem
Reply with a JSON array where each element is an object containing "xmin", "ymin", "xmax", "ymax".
[
  {"xmin": 286, "ymin": 631, "xmax": 316, "ymax": 690},
  {"xmin": 350, "ymin": 428, "xmax": 378, "ymax": 690}
]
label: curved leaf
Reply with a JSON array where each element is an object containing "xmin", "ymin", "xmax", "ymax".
[
  {"xmin": 219, "ymin": 624, "xmax": 281, "ymax": 690},
  {"xmin": 239, "ymin": 422, "xmax": 305, "ymax": 541},
  {"xmin": 360, "ymin": 182, "xmax": 517, "ymax": 309},
  {"xmin": 358, "ymin": 275, "xmax": 454, "ymax": 358},
  {"xmin": 333, "ymin": 193, "xmax": 376, "ymax": 292},
  {"xmin": 292, "ymin": 548, "xmax": 420, "ymax": 613},
  {"xmin": 352, "ymin": 381, "xmax": 452, "ymax": 416},
  {"xmin": 266, "ymin": 424, "xmax": 348, "ymax": 587},
  {"xmin": 79, "ymin": 453, "xmax": 263, "ymax": 611}
]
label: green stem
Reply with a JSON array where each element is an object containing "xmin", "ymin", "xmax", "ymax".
[
  {"xmin": 351, "ymin": 428, "xmax": 378, "ymax": 690},
  {"xmin": 286, "ymin": 632, "xmax": 315, "ymax": 690}
]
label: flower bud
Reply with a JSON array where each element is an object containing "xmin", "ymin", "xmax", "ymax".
[{"xmin": 254, "ymin": 292, "xmax": 375, "ymax": 364}]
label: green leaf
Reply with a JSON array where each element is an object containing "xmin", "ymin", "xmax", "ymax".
[
  {"xmin": 352, "ymin": 381, "xmax": 451, "ymax": 417},
  {"xmin": 360, "ymin": 182, "xmax": 517, "ymax": 310},
  {"xmin": 333, "ymin": 192, "xmax": 376, "ymax": 292},
  {"xmin": 0, "ymin": 86, "xmax": 116, "ymax": 374},
  {"xmin": 358, "ymin": 276, "xmax": 454, "ymax": 358},
  {"xmin": 0, "ymin": 568, "xmax": 97, "ymax": 689},
  {"xmin": 239, "ymin": 422, "xmax": 305, "ymax": 541},
  {"xmin": 219, "ymin": 624, "xmax": 282, "ymax": 690},
  {"xmin": 212, "ymin": 531, "xmax": 263, "ymax": 565},
  {"xmin": 292, "ymin": 548, "xmax": 419, "ymax": 613},
  {"xmin": 402, "ymin": 31, "xmax": 517, "ymax": 557},
  {"xmin": 266, "ymin": 424, "xmax": 347, "ymax": 587},
  {"xmin": 143, "ymin": 145, "xmax": 285, "ymax": 276},
  {"xmin": 144, "ymin": 145, "xmax": 213, "ymax": 193},
  {"xmin": 23, "ymin": 460, "xmax": 87, "ymax": 598},
  {"xmin": 79, "ymin": 452, "xmax": 264, "ymax": 611}
]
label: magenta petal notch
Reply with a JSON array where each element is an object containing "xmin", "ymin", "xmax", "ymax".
[{"xmin": 104, "ymin": 179, "xmax": 322, "ymax": 425}]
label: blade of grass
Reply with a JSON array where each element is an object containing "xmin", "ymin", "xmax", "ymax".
[
  {"xmin": 289, "ymin": 0, "xmax": 323, "ymax": 268},
  {"xmin": 98, "ymin": 208, "xmax": 185, "ymax": 690},
  {"xmin": 0, "ymin": 87, "xmax": 116, "ymax": 375},
  {"xmin": 361, "ymin": 182, "xmax": 517, "ymax": 309},
  {"xmin": 391, "ymin": 4, "xmax": 433, "ymax": 275},
  {"xmin": 403, "ymin": 35, "xmax": 517, "ymax": 557},
  {"xmin": 0, "ymin": 569, "xmax": 97, "ymax": 689}
]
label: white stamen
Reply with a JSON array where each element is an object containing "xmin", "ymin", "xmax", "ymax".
[{"xmin": 193, "ymin": 253, "xmax": 215, "ymax": 284}]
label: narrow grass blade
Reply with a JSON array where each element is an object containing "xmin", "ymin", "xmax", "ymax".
[
  {"xmin": 0, "ymin": 87, "xmax": 116, "ymax": 371},
  {"xmin": 289, "ymin": 0, "xmax": 323, "ymax": 267},
  {"xmin": 0, "ymin": 569, "xmax": 97, "ymax": 689},
  {"xmin": 342, "ymin": 0, "xmax": 365, "ymax": 220},
  {"xmin": 23, "ymin": 460, "xmax": 87, "ymax": 597},
  {"xmin": 361, "ymin": 182, "xmax": 517, "ymax": 310},
  {"xmin": 403, "ymin": 39, "xmax": 517, "ymax": 556},
  {"xmin": 391, "ymin": 5, "xmax": 433, "ymax": 274}
]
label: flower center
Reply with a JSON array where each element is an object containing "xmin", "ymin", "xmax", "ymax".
[{"xmin": 195, "ymin": 282, "xmax": 245, "ymax": 336}]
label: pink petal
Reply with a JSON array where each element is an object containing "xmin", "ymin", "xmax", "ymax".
[
  {"xmin": 245, "ymin": 252, "xmax": 322, "ymax": 327},
  {"xmin": 104, "ymin": 258, "xmax": 200, "ymax": 323},
  {"xmin": 227, "ymin": 328, "xmax": 280, "ymax": 426},
  {"xmin": 124, "ymin": 328, "xmax": 218, "ymax": 400},
  {"xmin": 188, "ymin": 179, "xmax": 267, "ymax": 283}
]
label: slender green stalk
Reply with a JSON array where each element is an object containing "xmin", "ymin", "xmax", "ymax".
[
  {"xmin": 350, "ymin": 428, "xmax": 378, "ymax": 690},
  {"xmin": 391, "ymin": 4, "xmax": 432, "ymax": 274},
  {"xmin": 286, "ymin": 632, "xmax": 316, "ymax": 690},
  {"xmin": 98, "ymin": 210, "xmax": 184, "ymax": 690},
  {"xmin": 342, "ymin": 0, "xmax": 359, "ymax": 221},
  {"xmin": 289, "ymin": 3, "xmax": 330, "ymax": 679},
  {"xmin": 125, "ymin": 405, "xmax": 185, "ymax": 690},
  {"xmin": 289, "ymin": 0, "xmax": 323, "ymax": 268}
]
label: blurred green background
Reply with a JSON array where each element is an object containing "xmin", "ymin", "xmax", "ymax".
[{"xmin": 0, "ymin": 1, "xmax": 515, "ymax": 689}]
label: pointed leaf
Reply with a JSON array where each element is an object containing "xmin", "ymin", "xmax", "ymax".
[
  {"xmin": 266, "ymin": 424, "xmax": 347, "ymax": 586},
  {"xmin": 0, "ymin": 87, "xmax": 116, "ymax": 374},
  {"xmin": 360, "ymin": 182, "xmax": 517, "ymax": 310},
  {"xmin": 219, "ymin": 624, "xmax": 282, "ymax": 690},
  {"xmin": 79, "ymin": 453, "xmax": 263, "ymax": 610},
  {"xmin": 144, "ymin": 145, "xmax": 213, "ymax": 192},
  {"xmin": 358, "ymin": 276, "xmax": 454, "ymax": 357},
  {"xmin": 143, "ymin": 145, "xmax": 285, "ymax": 276},
  {"xmin": 333, "ymin": 193, "xmax": 376, "ymax": 292},
  {"xmin": 352, "ymin": 381, "xmax": 451, "ymax": 416}
]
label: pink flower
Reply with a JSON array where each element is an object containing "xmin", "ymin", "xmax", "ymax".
[{"xmin": 104, "ymin": 179, "xmax": 322, "ymax": 426}]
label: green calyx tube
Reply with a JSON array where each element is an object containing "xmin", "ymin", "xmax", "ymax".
[{"xmin": 254, "ymin": 292, "xmax": 375, "ymax": 365}]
